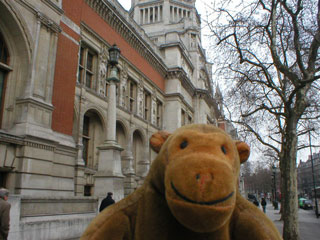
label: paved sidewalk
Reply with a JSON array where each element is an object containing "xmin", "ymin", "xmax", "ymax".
[
  {"xmin": 263, "ymin": 202, "xmax": 320, "ymax": 240},
  {"xmin": 265, "ymin": 203, "xmax": 283, "ymax": 233}
]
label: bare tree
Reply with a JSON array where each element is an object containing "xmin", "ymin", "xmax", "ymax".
[
  {"xmin": 202, "ymin": 0, "xmax": 320, "ymax": 239},
  {"xmin": 243, "ymin": 160, "xmax": 273, "ymax": 196}
]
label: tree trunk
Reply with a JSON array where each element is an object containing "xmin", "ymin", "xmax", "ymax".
[{"xmin": 281, "ymin": 121, "xmax": 300, "ymax": 240}]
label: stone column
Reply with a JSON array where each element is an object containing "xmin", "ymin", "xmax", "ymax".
[
  {"xmin": 121, "ymin": 129, "xmax": 136, "ymax": 196},
  {"xmin": 163, "ymin": 0, "xmax": 170, "ymax": 24},
  {"xmin": 158, "ymin": 5, "xmax": 161, "ymax": 22},
  {"xmin": 106, "ymin": 80, "xmax": 117, "ymax": 142},
  {"xmin": 147, "ymin": 8, "xmax": 150, "ymax": 24},
  {"xmin": 136, "ymin": 135, "xmax": 150, "ymax": 180},
  {"xmin": 95, "ymin": 66, "xmax": 124, "ymax": 201}
]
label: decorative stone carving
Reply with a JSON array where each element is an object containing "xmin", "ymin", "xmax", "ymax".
[
  {"xmin": 151, "ymin": 89, "xmax": 157, "ymax": 125},
  {"xmin": 137, "ymin": 80, "xmax": 144, "ymax": 117},
  {"xmin": 99, "ymin": 45, "xmax": 108, "ymax": 96},
  {"xmin": 190, "ymin": 33, "xmax": 196, "ymax": 48},
  {"xmin": 120, "ymin": 63, "xmax": 128, "ymax": 107},
  {"xmin": 199, "ymin": 69, "xmax": 208, "ymax": 89}
]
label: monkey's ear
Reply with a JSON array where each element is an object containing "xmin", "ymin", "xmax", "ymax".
[
  {"xmin": 150, "ymin": 131, "xmax": 171, "ymax": 153},
  {"xmin": 236, "ymin": 141, "xmax": 250, "ymax": 164}
]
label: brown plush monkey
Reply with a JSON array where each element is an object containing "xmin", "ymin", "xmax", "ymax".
[{"xmin": 81, "ymin": 124, "xmax": 282, "ymax": 240}]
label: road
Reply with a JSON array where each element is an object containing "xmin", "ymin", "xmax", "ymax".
[{"xmin": 265, "ymin": 203, "xmax": 320, "ymax": 240}]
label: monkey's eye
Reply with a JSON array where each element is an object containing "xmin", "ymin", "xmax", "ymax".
[
  {"xmin": 180, "ymin": 140, "xmax": 188, "ymax": 149},
  {"xmin": 221, "ymin": 146, "xmax": 227, "ymax": 154}
]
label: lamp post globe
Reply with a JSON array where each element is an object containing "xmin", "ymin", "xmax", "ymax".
[{"xmin": 108, "ymin": 44, "xmax": 121, "ymax": 66}]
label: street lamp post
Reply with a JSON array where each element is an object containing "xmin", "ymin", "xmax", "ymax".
[
  {"xmin": 106, "ymin": 44, "xmax": 121, "ymax": 143},
  {"xmin": 308, "ymin": 129, "xmax": 319, "ymax": 218},
  {"xmin": 94, "ymin": 44, "xmax": 124, "ymax": 200}
]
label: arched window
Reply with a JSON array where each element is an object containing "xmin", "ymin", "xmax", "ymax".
[
  {"xmin": 82, "ymin": 110, "xmax": 104, "ymax": 168},
  {"xmin": 0, "ymin": 32, "xmax": 9, "ymax": 127}
]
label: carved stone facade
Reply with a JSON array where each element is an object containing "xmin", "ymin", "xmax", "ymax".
[{"xmin": 0, "ymin": 0, "xmax": 226, "ymax": 239}]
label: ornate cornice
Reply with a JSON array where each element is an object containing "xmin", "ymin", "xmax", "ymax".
[
  {"xmin": 0, "ymin": 131, "xmax": 24, "ymax": 145},
  {"xmin": 167, "ymin": 67, "xmax": 194, "ymax": 96},
  {"xmin": 0, "ymin": 131, "xmax": 56, "ymax": 152},
  {"xmin": 195, "ymin": 88, "xmax": 221, "ymax": 119},
  {"xmin": 159, "ymin": 41, "xmax": 194, "ymax": 71},
  {"xmin": 84, "ymin": 0, "xmax": 167, "ymax": 77},
  {"xmin": 41, "ymin": 0, "xmax": 64, "ymax": 15},
  {"xmin": 36, "ymin": 12, "xmax": 61, "ymax": 33},
  {"xmin": 165, "ymin": 93, "xmax": 194, "ymax": 113},
  {"xmin": 16, "ymin": 0, "xmax": 62, "ymax": 33},
  {"xmin": 15, "ymin": 97, "xmax": 54, "ymax": 111},
  {"xmin": 24, "ymin": 140, "xmax": 55, "ymax": 151}
]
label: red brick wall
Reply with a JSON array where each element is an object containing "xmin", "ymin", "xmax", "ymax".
[
  {"xmin": 52, "ymin": 0, "xmax": 165, "ymax": 135},
  {"xmin": 81, "ymin": 3, "xmax": 165, "ymax": 90},
  {"xmin": 62, "ymin": 0, "xmax": 82, "ymax": 25},
  {"xmin": 52, "ymin": 24, "xmax": 80, "ymax": 135}
]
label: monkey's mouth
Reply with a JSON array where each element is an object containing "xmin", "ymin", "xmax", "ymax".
[{"xmin": 171, "ymin": 182, "xmax": 234, "ymax": 206}]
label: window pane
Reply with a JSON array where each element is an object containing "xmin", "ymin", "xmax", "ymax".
[
  {"xmin": 130, "ymin": 99, "xmax": 134, "ymax": 112},
  {"xmin": 82, "ymin": 115, "xmax": 90, "ymax": 166},
  {"xmin": 130, "ymin": 82, "xmax": 134, "ymax": 97},
  {"xmin": 85, "ymin": 72, "xmax": 92, "ymax": 88},
  {"xmin": 82, "ymin": 138, "xmax": 89, "ymax": 165},
  {"xmin": 79, "ymin": 47, "xmax": 84, "ymax": 66},
  {"xmin": 83, "ymin": 116, "xmax": 90, "ymax": 136},
  {"xmin": 157, "ymin": 101, "xmax": 162, "ymax": 127},
  {"xmin": 78, "ymin": 67, "xmax": 83, "ymax": 83},
  {"xmin": 84, "ymin": 185, "xmax": 91, "ymax": 196},
  {"xmin": 87, "ymin": 52, "xmax": 93, "ymax": 71}
]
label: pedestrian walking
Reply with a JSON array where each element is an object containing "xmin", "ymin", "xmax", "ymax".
[
  {"xmin": 99, "ymin": 192, "xmax": 115, "ymax": 212},
  {"xmin": 0, "ymin": 188, "xmax": 10, "ymax": 240},
  {"xmin": 261, "ymin": 197, "xmax": 267, "ymax": 213}
]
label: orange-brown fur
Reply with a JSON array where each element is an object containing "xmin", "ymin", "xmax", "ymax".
[{"xmin": 81, "ymin": 124, "xmax": 282, "ymax": 240}]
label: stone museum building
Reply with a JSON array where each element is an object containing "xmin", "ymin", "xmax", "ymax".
[{"xmin": 0, "ymin": 0, "xmax": 232, "ymax": 238}]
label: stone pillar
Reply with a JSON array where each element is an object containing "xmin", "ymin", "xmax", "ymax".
[
  {"xmin": 147, "ymin": 8, "xmax": 150, "ymax": 24},
  {"xmin": 74, "ymin": 144, "xmax": 85, "ymax": 196},
  {"xmin": 94, "ymin": 66, "xmax": 124, "ymax": 201},
  {"xmin": 121, "ymin": 129, "xmax": 136, "ymax": 196},
  {"xmin": 122, "ymin": 151, "xmax": 136, "ymax": 197},
  {"xmin": 136, "ymin": 139, "xmax": 150, "ymax": 179},
  {"xmin": 141, "ymin": 8, "xmax": 144, "ymax": 24},
  {"xmin": 106, "ymin": 80, "xmax": 117, "ymax": 142},
  {"xmin": 163, "ymin": 0, "xmax": 170, "ymax": 24}
]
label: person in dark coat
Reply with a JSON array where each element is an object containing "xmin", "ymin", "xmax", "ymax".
[
  {"xmin": 99, "ymin": 192, "xmax": 115, "ymax": 212},
  {"xmin": 261, "ymin": 197, "xmax": 267, "ymax": 213},
  {"xmin": 0, "ymin": 188, "xmax": 10, "ymax": 240}
]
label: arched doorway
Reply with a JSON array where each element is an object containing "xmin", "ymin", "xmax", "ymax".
[
  {"xmin": 0, "ymin": 1, "xmax": 31, "ymax": 130},
  {"xmin": 132, "ymin": 130, "xmax": 144, "ymax": 173},
  {"xmin": 82, "ymin": 110, "xmax": 104, "ymax": 169},
  {"xmin": 116, "ymin": 121, "xmax": 126, "ymax": 153}
]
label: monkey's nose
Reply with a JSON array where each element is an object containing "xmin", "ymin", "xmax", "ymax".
[{"xmin": 196, "ymin": 172, "xmax": 214, "ymax": 185}]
